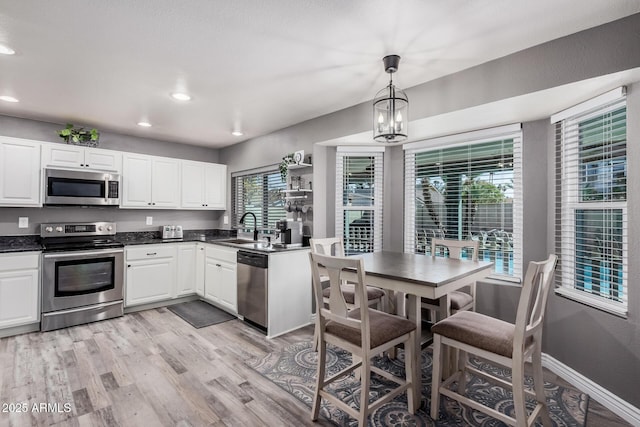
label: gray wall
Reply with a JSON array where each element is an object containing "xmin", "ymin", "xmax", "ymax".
[
  {"xmin": 218, "ymin": 14, "xmax": 640, "ymax": 407},
  {"xmin": 0, "ymin": 115, "xmax": 222, "ymax": 235}
]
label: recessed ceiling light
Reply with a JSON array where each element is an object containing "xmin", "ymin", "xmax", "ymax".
[
  {"xmin": 231, "ymin": 130, "xmax": 244, "ymax": 136},
  {"xmin": 137, "ymin": 121, "xmax": 152, "ymax": 127},
  {"xmin": 0, "ymin": 95, "xmax": 19, "ymax": 103},
  {"xmin": 0, "ymin": 44, "xmax": 15, "ymax": 55},
  {"xmin": 170, "ymin": 92, "xmax": 191, "ymax": 101}
]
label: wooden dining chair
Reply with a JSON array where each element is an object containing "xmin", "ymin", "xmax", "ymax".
[
  {"xmin": 310, "ymin": 237, "xmax": 387, "ymax": 350},
  {"xmin": 309, "ymin": 252, "xmax": 417, "ymax": 426},
  {"xmin": 430, "ymin": 254, "xmax": 558, "ymax": 427},
  {"xmin": 422, "ymin": 238, "xmax": 479, "ymax": 322}
]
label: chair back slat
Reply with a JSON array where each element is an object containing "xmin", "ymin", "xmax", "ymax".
[
  {"xmin": 431, "ymin": 238, "xmax": 479, "ymax": 261},
  {"xmin": 310, "ymin": 237, "xmax": 345, "ymax": 256},
  {"xmin": 514, "ymin": 254, "xmax": 558, "ymax": 345},
  {"xmin": 309, "ymin": 252, "xmax": 369, "ymax": 337}
]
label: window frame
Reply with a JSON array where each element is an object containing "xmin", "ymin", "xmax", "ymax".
[
  {"xmin": 403, "ymin": 124, "xmax": 523, "ymax": 281},
  {"xmin": 231, "ymin": 166, "xmax": 287, "ymax": 230},
  {"xmin": 335, "ymin": 146, "xmax": 384, "ymax": 255},
  {"xmin": 553, "ymin": 90, "xmax": 628, "ymax": 317}
]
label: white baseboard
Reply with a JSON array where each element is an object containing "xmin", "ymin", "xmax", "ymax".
[{"xmin": 542, "ymin": 353, "xmax": 640, "ymax": 426}]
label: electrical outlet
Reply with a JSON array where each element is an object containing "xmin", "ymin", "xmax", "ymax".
[
  {"xmin": 223, "ymin": 215, "xmax": 229, "ymax": 225},
  {"xmin": 18, "ymin": 217, "xmax": 29, "ymax": 228},
  {"xmin": 146, "ymin": 216, "xmax": 153, "ymax": 225}
]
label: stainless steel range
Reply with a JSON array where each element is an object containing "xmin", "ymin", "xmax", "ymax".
[{"xmin": 40, "ymin": 222, "xmax": 124, "ymax": 331}]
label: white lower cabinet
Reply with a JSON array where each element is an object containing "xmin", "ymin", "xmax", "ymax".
[
  {"xmin": 266, "ymin": 249, "xmax": 312, "ymax": 338},
  {"xmin": 204, "ymin": 245, "xmax": 237, "ymax": 313},
  {"xmin": 176, "ymin": 244, "xmax": 197, "ymax": 297},
  {"xmin": 125, "ymin": 245, "xmax": 177, "ymax": 307},
  {"xmin": 0, "ymin": 252, "xmax": 40, "ymax": 330}
]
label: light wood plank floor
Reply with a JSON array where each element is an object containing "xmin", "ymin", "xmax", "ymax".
[{"xmin": 0, "ymin": 308, "xmax": 631, "ymax": 426}]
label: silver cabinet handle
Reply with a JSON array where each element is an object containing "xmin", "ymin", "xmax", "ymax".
[
  {"xmin": 215, "ymin": 263, "xmax": 221, "ymax": 267},
  {"xmin": 147, "ymin": 252, "xmax": 157, "ymax": 256}
]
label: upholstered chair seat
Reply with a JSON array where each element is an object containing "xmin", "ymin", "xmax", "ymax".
[
  {"xmin": 422, "ymin": 290, "xmax": 474, "ymax": 312},
  {"xmin": 325, "ymin": 307, "xmax": 416, "ymax": 349},
  {"xmin": 322, "ymin": 284, "xmax": 386, "ymax": 306}
]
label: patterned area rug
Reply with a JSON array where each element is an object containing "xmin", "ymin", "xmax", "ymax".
[{"xmin": 247, "ymin": 341, "xmax": 588, "ymax": 426}]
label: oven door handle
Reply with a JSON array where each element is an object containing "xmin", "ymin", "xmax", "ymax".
[{"xmin": 43, "ymin": 249, "xmax": 124, "ymax": 259}]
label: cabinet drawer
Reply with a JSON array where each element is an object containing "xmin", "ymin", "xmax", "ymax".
[
  {"xmin": 126, "ymin": 245, "xmax": 176, "ymax": 261},
  {"xmin": 0, "ymin": 252, "xmax": 40, "ymax": 272},
  {"xmin": 206, "ymin": 245, "xmax": 238, "ymax": 263}
]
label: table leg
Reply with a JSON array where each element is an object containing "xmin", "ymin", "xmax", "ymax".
[{"xmin": 406, "ymin": 293, "xmax": 422, "ymax": 409}]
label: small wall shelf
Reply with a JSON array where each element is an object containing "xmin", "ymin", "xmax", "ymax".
[
  {"xmin": 287, "ymin": 162, "xmax": 312, "ymax": 170},
  {"xmin": 283, "ymin": 189, "xmax": 313, "ymax": 193}
]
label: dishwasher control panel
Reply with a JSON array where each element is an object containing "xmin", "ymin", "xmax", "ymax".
[{"xmin": 237, "ymin": 250, "xmax": 269, "ymax": 268}]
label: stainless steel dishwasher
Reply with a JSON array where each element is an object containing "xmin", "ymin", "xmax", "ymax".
[{"xmin": 237, "ymin": 250, "xmax": 268, "ymax": 331}]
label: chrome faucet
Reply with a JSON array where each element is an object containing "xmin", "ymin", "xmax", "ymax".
[{"xmin": 239, "ymin": 212, "xmax": 258, "ymax": 241}]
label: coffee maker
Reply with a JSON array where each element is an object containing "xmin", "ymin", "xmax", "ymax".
[{"xmin": 274, "ymin": 220, "xmax": 303, "ymax": 247}]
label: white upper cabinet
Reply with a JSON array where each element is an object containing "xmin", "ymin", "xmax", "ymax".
[
  {"xmin": 0, "ymin": 137, "xmax": 41, "ymax": 206},
  {"xmin": 121, "ymin": 153, "xmax": 179, "ymax": 208},
  {"xmin": 180, "ymin": 160, "xmax": 227, "ymax": 210},
  {"xmin": 42, "ymin": 144, "xmax": 122, "ymax": 173}
]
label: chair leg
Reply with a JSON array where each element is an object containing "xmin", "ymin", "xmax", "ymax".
[
  {"xmin": 312, "ymin": 323, "xmax": 319, "ymax": 351},
  {"xmin": 532, "ymin": 348, "xmax": 552, "ymax": 427},
  {"xmin": 358, "ymin": 356, "xmax": 371, "ymax": 427},
  {"xmin": 456, "ymin": 349, "xmax": 468, "ymax": 395},
  {"xmin": 512, "ymin": 355, "xmax": 528, "ymax": 427},
  {"xmin": 404, "ymin": 331, "xmax": 417, "ymax": 414},
  {"xmin": 430, "ymin": 334, "xmax": 443, "ymax": 420},
  {"xmin": 311, "ymin": 338, "xmax": 326, "ymax": 421}
]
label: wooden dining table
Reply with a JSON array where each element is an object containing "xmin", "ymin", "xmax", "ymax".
[{"xmin": 344, "ymin": 251, "xmax": 494, "ymax": 409}]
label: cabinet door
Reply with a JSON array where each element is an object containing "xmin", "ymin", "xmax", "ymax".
[
  {"xmin": 122, "ymin": 154, "xmax": 152, "ymax": 207},
  {"xmin": 204, "ymin": 164, "xmax": 227, "ymax": 209},
  {"xmin": 176, "ymin": 244, "xmax": 197, "ymax": 297},
  {"xmin": 195, "ymin": 244, "xmax": 205, "ymax": 296},
  {"xmin": 85, "ymin": 148, "xmax": 122, "ymax": 172},
  {"xmin": 0, "ymin": 138, "xmax": 41, "ymax": 206},
  {"xmin": 0, "ymin": 269, "xmax": 39, "ymax": 329},
  {"xmin": 216, "ymin": 261, "xmax": 237, "ymax": 312},
  {"xmin": 151, "ymin": 158, "xmax": 179, "ymax": 208},
  {"xmin": 42, "ymin": 144, "xmax": 84, "ymax": 168},
  {"xmin": 181, "ymin": 161, "xmax": 206, "ymax": 209},
  {"xmin": 125, "ymin": 256, "xmax": 176, "ymax": 306},
  {"xmin": 204, "ymin": 257, "xmax": 237, "ymax": 312}
]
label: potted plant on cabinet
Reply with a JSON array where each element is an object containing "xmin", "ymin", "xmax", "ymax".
[{"xmin": 57, "ymin": 123, "xmax": 100, "ymax": 147}]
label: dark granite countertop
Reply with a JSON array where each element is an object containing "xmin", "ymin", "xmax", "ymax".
[
  {"xmin": 0, "ymin": 235, "xmax": 43, "ymax": 254},
  {"xmin": 115, "ymin": 229, "xmax": 236, "ymax": 246},
  {"xmin": 0, "ymin": 229, "xmax": 309, "ymax": 254}
]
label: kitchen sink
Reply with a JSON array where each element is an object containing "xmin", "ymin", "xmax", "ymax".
[{"xmin": 219, "ymin": 238, "xmax": 258, "ymax": 244}]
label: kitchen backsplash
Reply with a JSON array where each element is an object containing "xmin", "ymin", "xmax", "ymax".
[{"xmin": 0, "ymin": 206, "xmax": 223, "ymax": 235}]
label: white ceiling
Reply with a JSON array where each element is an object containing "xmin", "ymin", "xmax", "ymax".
[{"xmin": 1, "ymin": 0, "xmax": 639, "ymax": 148}]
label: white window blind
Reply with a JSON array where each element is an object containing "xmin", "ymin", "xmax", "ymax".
[
  {"xmin": 336, "ymin": 149, "xmax": 384, "ymax": 255},
  {"xmin": 404, "ymin": 126, "xmax": 523, "ymax": 280},
  {"xmin": 231, "ymin": 168, "xmax": 286, "ymax": 229},
  {"xmin": 554, "ymin": 93, "xmax": 627, "ymax": 316}
]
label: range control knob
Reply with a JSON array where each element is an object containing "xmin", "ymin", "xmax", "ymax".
[
  {"xmin": 98, "ymin": 226, "xmax": 104, "ymax": 232},
  {"xmin": 45, "ymin": 226, "xmax": 53, "ymax": 233},
  {"xmin": 106, "ymin": 225, "xmax": 113, "ymax": 232},
  {"xmin": 55, "ymin": 226, "xmax": 63, "ymax": 233}
]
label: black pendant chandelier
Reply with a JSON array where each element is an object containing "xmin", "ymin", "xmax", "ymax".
[{"xmin": 373, "ymin": 54, "xmax": 408, "ymax": 143}]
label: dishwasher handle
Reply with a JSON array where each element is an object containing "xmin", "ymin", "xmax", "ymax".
[{"xmin": 237, "ymin": 250, "xmax": 268, "ymax": 268}]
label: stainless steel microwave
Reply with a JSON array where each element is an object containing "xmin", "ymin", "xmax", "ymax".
[{"xmin": 44, "ymin": 168, "xmax": 120, "ymax": 206}]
